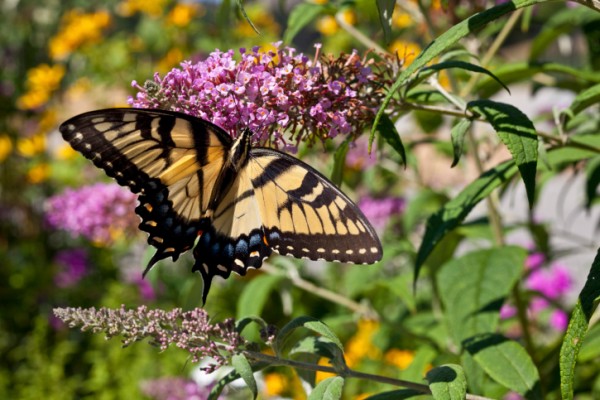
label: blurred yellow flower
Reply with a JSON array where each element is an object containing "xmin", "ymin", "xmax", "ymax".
[
  {"xmin": 49, "ymin": 10, "xmax": 111, "ymax": 60},
  {"xmin": 118, "ymin": 0, "xmax": 167, "ymax": 17},
  {"xmin": 17, "ymin": 134, "xmax": 46, "ymax": 157},
  {"xmin": 264, "ymin": 372, "xmax": 286, "ymax": 396},
  {"xmin": 344, "ymin": 319, "xmax": 381, "ymax": 368},
  {"xmin": 393, "ymin": 10, "xmax": 413, "ymax": 29},
  {"xmin": 316, "ymin": 15, "xmax": 338, "ymax": 36},
  {"xmin": 390, "ymin": 39, "xmax": 421, "ymax": 66},
  {"xmin": 157, "ymin": 48, "xmax": 184, "ymax": 73},
  {"xmin": 384, "ymin": 349, "xmax": 415, "ymax": 370},
  {"xmin": 56, "ymin": 143, "xmax": 77, "ymax": 160},
  {"xmin": 0, "ymin": 135, "xmax": 13, "ymax": 162},
  {"xmin": 17, "ymin": 64, "xmax": 66, "ymax": 110},
  {"xmin": 27, "ymin": 163, "xmax": 50, "ymax": 184},
  {"xmin": 315, "ymin": 357, "xmax": 336, "ymax": 383},
  {"xmin": 167, "ymin": 3, "xmax": 202, "ymax": 27},
  {"xmin": 312, "ymin": 0, "xmax": 329, "ymax": 4},
  {"xmin": 339, "ymin": 9, "xmax": 356, "ymax": 25}
]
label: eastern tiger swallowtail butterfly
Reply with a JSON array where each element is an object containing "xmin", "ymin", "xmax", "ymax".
[{"xmin": 59, "ymin": 108, "xmax": 382, "ymax": 303}]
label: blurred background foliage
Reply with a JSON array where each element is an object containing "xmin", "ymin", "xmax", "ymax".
[{"xmin": 1, "ymin": 0, "xmax": 600, "ymax": 399}]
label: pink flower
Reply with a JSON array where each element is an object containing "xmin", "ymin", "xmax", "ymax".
[
  {"xmin": 526, "ymin": 263, "xmax": 572, "ymax": 300},
  {"xmin": 550, "ymin": 309, "xmax": 569, "ymax": 331},
  {"xmin": 53, "ymin": 249, "xmax": 88, "ymax": 288},
  {"xmin": 525, "ymin": 252, "xmax": 545, "ymax": 270},
  {"xmin": 358, "ymin": 196, "xmax": 405, "ymax": 231}
]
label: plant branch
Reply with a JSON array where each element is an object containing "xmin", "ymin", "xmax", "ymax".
[
  {"xmin": 261, "ymin": 263, "xmax": 378, "ymax": 319},
  {"xmin": 335, "ymin": 12, "xmax": 388, "ymax": 55},
  {"xmin": 244, "ymin": 351, "xmax": 494, "ymax": 400}
]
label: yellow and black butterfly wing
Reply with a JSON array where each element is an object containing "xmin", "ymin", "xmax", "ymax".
[
  {"xmin": 250, "ymin": 149, "xmax": 382, "ymax": 264},
  {"xmin": 190, "ymin": 146, "xmax": 382, "ymax": 302},
  {"xmin": 59, "ymin": 108, "xmax": 232, "ymax": 267}
]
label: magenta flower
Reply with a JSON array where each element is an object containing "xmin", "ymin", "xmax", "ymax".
[
  {"xmin": 550, "ymin": 309, "xmax": 569, "ymax": 331},
  {"xmin": 346, "ymin": 137, "xmax": 378, "ymax": 169},
  {"xmin": 53, "ymin": 306, "xmax": 246, "ymax": 372},
  {"xmin": 54, "ymin": 248, "xmax": 88, "ymax": 288},
  {"xmin": 525, "ymin": 252, "xmax": 545, "ymax": 270},
  {"xmin": 358, "ymin": 195, "xmax": 405, "ymax": 231},
  {"xmin": 499, "ymin": 304, "xmax": 517, "ymax": 319},
  {"xmin": 526, "ymin": 263, "xmax": 572, "ymax": 300},
  {"xmin": 45, "ymin": 183, "xmax": 139, "ymax": 245},
  {"xmin": 129, "ymin": 43, "xmax": 394, "ymax": 148}
]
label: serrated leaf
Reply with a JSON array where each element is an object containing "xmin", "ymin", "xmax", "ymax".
[
  {"xmin": 438, "ymin": 247, "xmax": 525, "ymax": 346},
  {"xmin": 275, "ymin": 316, "xmax": 343, "ymax": 357},
  {"xmin": 464, "ymin": 334, "xmax": 541, "ymax": 399},
  {"xmin": 560, "ymin": 247, "xmax": 600, "ymax": 400},
  {"xmin": 450, "ymin": 118, "xmax": 471, "ymax": 167},
  {"xmin": 364, "ymin": 389, "xmax": 426, "ymax": 399},
  {"xmin": 331, "ymin": 139, "xmax": 349, "ymax": 186},
  {"xmin": 308, "ymin": 376, "xmax": 344, "ymax": 400},
  {"xmin": 283, "ymin": 2, "xmax": 327, "ymax": 44},
  {"xmin": 414, "ymin": 160, "xmax": 519, "ymax": 279},
  {"xmin": 422, "ymin": 61, "xmax": 510, "ymax": 94},
  {"xmin": 426, "ymin": 364, "xmax": 467, "ymax": 400},
  {"xmin": 372, "ymin": 0, "xmax": 551, "ymax": 136},
  {"xmin": 467, "ymin": 99, "xmax": 538, "ymax": 207},
  {"xmin": 231, "ymin": 354, "xmax": 257, "ymax": 399},
  {"xmin": 376, "ymin": 0, "xmax": 395, "ymax": 44},
  {"xmin": 375, "ymin": 113, "xmax": 406, "ymax": 166}
]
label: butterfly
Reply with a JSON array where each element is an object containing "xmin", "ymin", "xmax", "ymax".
[{"xmin": 59, "ymin": 108, "xmax": 382, "ymax": 303}]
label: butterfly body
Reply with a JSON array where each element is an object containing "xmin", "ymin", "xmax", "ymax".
[{"xmin": 60, "ymin": 109, "xmax": 382, "ymax": 303}]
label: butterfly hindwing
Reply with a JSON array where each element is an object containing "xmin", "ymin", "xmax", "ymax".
[
  {"xmin": 59, "ymin": 108, "xmax": 232, "ymax": 266},
  {"xmin": 249, "ymin": 149, "xmax": 382, "ymax": 264}
]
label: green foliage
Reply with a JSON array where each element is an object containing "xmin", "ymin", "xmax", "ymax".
[{"xmin": 3, "ymin": 0, "xmax": 600, "ymax": 399}]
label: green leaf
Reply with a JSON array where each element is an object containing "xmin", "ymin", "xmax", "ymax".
[
  {"xmin": 467, "ymin": 99, "xmax": 538, "ymax": 207},
  {"xmin": 231, "ymin": 354, "xmax": 257, "ymax": 399},
  {"xmin": 290, "ymin": 336, "xmax": 342, "ymax": 360},
  {"xmin": 437, "ymin": 247, "xmax": 525, "ymax": 346},
  {"xmin": 376, "ymin": 0, "xmax": 395, "ymax": 44},
  {"xmin": 309, "ymin": 376, "xmax": 344, "ymax": 400},
  {"xmin": 375, "ymin": 113, "xmax": 406, "ymax": 166},
  {"xmin": 530, "ymin": 6, "xmax": 600, "ymax": 60},
  {"xmin": 464, "ymin": 334, "xmax": 541, "ymax": 399},
  {"xmin": 275, "ymin": 316, "xmax": 343, "ymax": 357},
  {"xmin": 585, "ymin": 156, "xmax": 600, "ymax": 209},
  {"xmin": 364, "ymin": 389, "xmax": 426, "ymax": 399},
  {"xmin": 235, "ymin": 0, "xmax": 259, "ymax": 34},
  {"xmin": 331, "ymin": 139, "xmax": 349, "ymax": 186},
  {"xmin": 578, "ymin": 322, "xmax": 600, "ymax": 362},
  {"xmin": 560, "ymin": 247, "xmax": 600, "ymax": 400},
  {"xmin": 284, "ymin": 2, "xmax": 327, "ymax": 44},
  {"xmin": 401, "ymin": 345, "xmax": 437, "ymax": 382},
  {"xmin": 567, "ymin": 83, "xmax": 600, "ymax": 119},
  {"xmin": 208, "ymin": 361, "xmax": 269, "ymax": 400},
  {"xmin": 450, "ymin": 118, "xmax": 471, "ymax": 167},
  {"xmin": 236, "ymin": 274, "xmax": 284, "ymax": 319},
  {"xmin": 372, "ymin": 0, "xmax": 549, "ymax": 138},
  {"xmin": 414, "ymin": 160, "xmax": 519, "ymax": 278},
  {"xmin": 422, "ymin": 61, "xmax": 510, "ymax": 94},
  {"xmin": 425, "ymin": 364, "xmax": 467, "ymax": 400}
]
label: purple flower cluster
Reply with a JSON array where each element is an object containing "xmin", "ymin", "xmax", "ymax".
[
  {"xmin": 129, "ymin": 43, "xmax": 392, "ymax": 148},
  {"xmin": 53, "ymin": 305, "xmax": 246, "ymax": 372},
  {"xmin": 358, "ymin": 195, "xmax": 405, "ymax": 231},
  {"xmin": 45, "ymin": 183, "xmax": 139, "ymax": 245},
  {"xmin": 501, "ymin": 251, "xmax": 573, "ymax": 331},
  {"xmin": 54, "ymin": 248, "xmax": 88, "ymax": 288},
  {"xmin": 141, "ymin": 377, "xmax": 212, "ymax": 400}
]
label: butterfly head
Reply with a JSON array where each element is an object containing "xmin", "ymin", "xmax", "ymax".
[{"xmin": 228, "ymin": 128, "xmax": 253, "ymax": 171}]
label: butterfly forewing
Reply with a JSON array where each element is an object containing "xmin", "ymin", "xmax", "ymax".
[
  {"xmin": 249, "ymin": 149, "xmax": 382, "ymax": 264},
  {"xmin": 59, "ymin": 108, "xmax": 232, "ymax": 265}
]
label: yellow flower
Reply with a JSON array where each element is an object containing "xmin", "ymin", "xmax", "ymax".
[
  {"xmin": 157, "ymin": 48, "xmax": 184, "ymax": 73},
  {"xmin": 167, "ymin": 3, "xmax": 202, "ymax": 27},
  {"xmin": 338, "ymin": 9, "xmax": 356, "ymax": 25},
  {"xmin": 393, "ymin": 10, "xmax": 413, "ymax": 29},
  {"xmin": 17, "ymin": 64, "xmax": 66, "ymax": 109},
  {"xmin": 49, "ymin": 10, "xmax": 110, "ymax": 60},
  {"xmin": 264, "ymin": 373, "xmax": 287, "ymax": 396},
  {"xmin": 27, "ymin": 163, "xmax": 50, "ymax": 183},
  {"xmin": 118, "ymin": 0, "xmax": 167, "ymax": 17},
  {"xmin": 316, "ymin": 15, "xmax": 339, "ymax": 36},
  {"xmin": 389, "ymin": 39, "xmax": 421, "ymax": 66},
  {"xmin": 0, "ymin": 135, "xmax": 13, "ymax": 162},
  {"xmin": 312, "ymin": 0, "xmax": 329, "ymax": 4},
  {"xmin": 344, "ymin": 319, "xmax": 381, "ymax": 368},
  {"xmin": 55, "ymin": 143, "xmax": 77, "ymax": 160},
  {"xmin": 384, "ymin": 349, "xmax": 415, "ymax": 370},
  {"xmin": 315, "ymin": 357, "xmax": 336, "ymax": 383},
  {"xmin": 17, "ymin": 134, "xmax": 46, "ymax": 157}
]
